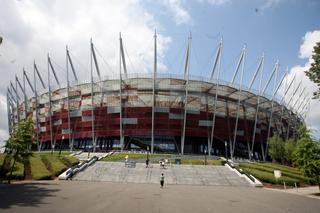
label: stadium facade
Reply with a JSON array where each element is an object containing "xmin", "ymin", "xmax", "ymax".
[{"xmin": 6, "ymin": 33, "xmax": 308, "ymax": 160}]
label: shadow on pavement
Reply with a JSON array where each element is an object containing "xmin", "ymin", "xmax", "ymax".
[{"xmin": 0, "ymin": 182, "xmax": 60, "ymax": 209}]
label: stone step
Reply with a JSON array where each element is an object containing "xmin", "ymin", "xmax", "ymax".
[{"xmin": 73, "ymin": 162, "xmax": 251, "ymax": 187}]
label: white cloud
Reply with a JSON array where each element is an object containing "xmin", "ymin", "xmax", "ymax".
[
  {"xmin": 261, "ymin": 0, "xmax": 281, "ymax": 9},
  {"xmin": 299, "ymin": 30, "xmax": 320, "ymax": 59},
  {"xmin": 0, "ymin": 0, "xmax": 171, "ymax": 143},
  {"xmin": 158, "ymin": 0, "xmax": 192, "ymax": 25},
  {"xmin": 198, "ymin": 0, "xmax": 231, "ymax": 6},
  {"xmin": 281, "ymin": 30, "xmax": 320, "ymax": 138}
]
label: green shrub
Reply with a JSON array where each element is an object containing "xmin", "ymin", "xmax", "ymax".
[
  {"xmin": 0, "ymin": 153, "xmax": 6, "ymax": 166},
  {"xmin": 7, "ymin": 161, "xmax": 24, "ymax": 180},
  {"xmin": 0, "ymin": 154, "xmax": 24, "ymax": 180},
  {"xmin": 29, "ymin": 155, "xmax": 51, "ymax": 180},
  {"xmin": 241, "ymin": 167, "xmax": 300, "ymax": 186},
  {"xmin": 61, "ymin": 156, "xmax": 79, "ymax": 167},
  {"xmin": 262, "ymin": 163, "xmax": 300, "ymax": 175},
  {"xmin": 239, "ymin": 163, "xmax": 316, "ymax": 185},
  {"xmin": 41, "ymin": 155, "xmax": 68, "ymax": 176},
  {"xmin": 180, "ymin": 159, "xmax": 223, "ymax": 165}
]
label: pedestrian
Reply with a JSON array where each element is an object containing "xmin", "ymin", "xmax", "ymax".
[
  {"xmin": 160, "ymin": 173, "xmax": 165, "ymax": 188},
  {"xmin": 146, "ymin": 158, "xmax": 149, "ymax": 168}
]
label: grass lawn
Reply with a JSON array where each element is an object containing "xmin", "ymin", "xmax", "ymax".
[
  {"xmin": 41, "ymin": 155, "xmax": 68, "ymax": 176},
  {"xmin": 101, "ymin": 153, "xmax": 171, "ymax": 161},
  {"xmin": 180, "ymin": 159, "xmax": 224, "ymax": 166},
  {"xmin": 61, "ymin": 155, "xmax": 80, "ymax": 167},
  {"xmin": 239, "ymin": 162, "xmax": 315, "ymax": 186},
  {"xmin": 33, "ymin": 151, "xmax": 71, "ymax": 156},
  {"xmin": 29, "ymin": 155, "xmax": 52, "ymax": 180},
  {"xmin": 0, "ymin": 153, "xmax": 24, "ymax": 180},
  {"xmin": 1, "ymin": 152, "xmax": 79, "ymax": 181}
]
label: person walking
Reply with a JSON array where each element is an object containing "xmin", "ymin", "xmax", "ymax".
[{"xmin": 160, "ymin": 173, "xmax": 165, "ymax": 188}]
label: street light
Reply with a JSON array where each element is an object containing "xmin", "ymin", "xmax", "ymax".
[
  {"xmin": 204, "ymin": 148, "xmax": 207, "ymax": 165},
  {"xmin": 146, "ymin": 146, "xmax": 150, "ymax": 168},
  {"xmin": 59, "ymin": 135, "xmax": 65, "ymax": 156},
  {"xmin": 225, "ymin": 141, "xmax": 228, "ymax": 161}
]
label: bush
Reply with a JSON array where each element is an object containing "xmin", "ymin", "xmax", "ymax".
[
  {"xmin": 180, "ymin": 159, "xmax": 223, "ymax": 165},
  {"xmin": 61, "ymin": 156, "xmax": 79, "ymax": 167},
  {"xmin": 41, "ymin": 155, "xmax": 68, "ymax": 176},
  {"xmin": 8, "ymin": 160, "xmax": 24, "ymax": 180},
  {"xmin": 240, "ymin": 163, "xmax": 316, "ymax": 185},
  {"xmin": 29, "ymin": 155, "xmax": 51, "ymax": 180},
  {"xmin": 241, "ymin": 167, "xmax": 300, "ymax": 186},
  {"xmin": 0, "ymin": 154, "xmax": 24, "ymax": 180}
]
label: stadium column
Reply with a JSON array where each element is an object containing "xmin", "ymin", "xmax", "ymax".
[
  {"xmin": 242, "ymin": 105, "xmax": 251, "ymax": 158},
  {"xmin": 47, "ymin": 54, "xmax": 54, "ymax": 153},
  {"xmin": 264, "ymin": 62, "xmax": 280, "ymax": 161},
  {"xmin": 24, "ymin": 69, "xmax": 37, "ymax": 148},
  {"xmin": 66, "ymin": 46, "xmax": 72, "ymax": 151},
  {"xmin": 251, "ymin": 61, "xmax": 277, "ymax": 160},
  {"xmin": 285, "ymin": 80, "xmax": 302, "ymax": 141},
  {"xmin": 119, "ymin": 33, "xmax": 128, "ymax": 152},
  {"xmin": 247, "ymin": 54, "xmax": 264, "ymax": 159},
  {"xmin": 8, "ymin": 88, "xmax": 18, "ymax": 129},
  {"xmin": 6, "ymin": 92, "xmax": 12, "ymax": 135},
  {"xmin": 66, "ymin": 48, "xmax": 79, "ymax": 152},
  {"xmin": 34, "ymin": 62, "xmax": 46, "ymax": 151},
  {"xmin": 209, "ymin": 38, "xmax": 222, "ymax": 156},
  {"xmin": 278, "ymin": 70, "xmax": 294, "ymax": 138},
  {"xmin": 22, "ymin": 70, "xmax": 28, "ymax": 119},
  {"xmin": 90, "ymin": 39, "xmax": 96, "ymax": 154},
  {"xmin": 265, "ymin": 68, "xmax": 288, "ymax": 160},
  {"xmin": 16, "ymin": 75, "xmax": 26, "ymax": 120},
  {"xmin": 181, "ymin": 33, "xmax": 191, "ymax": 155},
  {"xmin": 151, "ymin": 30, "xmax": 157, "ymax": 154},
  {"xmin": 230, "ymin": 46, "xmax": 246, "ymax": 160},
  {"xmin": 11, "ymin": 81, "xmax": 20, "ymax": 123},
  {"xmin": 91, "ymin": 40, "xmax": 102, "ymax": 153},
  {"xmin": 33, "ymin": 64, "xmax": 40, "ymax": 151},
  {"xmin": 225, "ymin": 100, "xmax": 232, "ymax": 155},
  {"xmin": 291, "ymin": 88, "xmax": 306, "ymax": 141}
]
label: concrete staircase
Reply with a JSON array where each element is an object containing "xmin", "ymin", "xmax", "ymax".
[{"xmin": 73, "ymin": 162, "xmax": 251, "ymax": 187}]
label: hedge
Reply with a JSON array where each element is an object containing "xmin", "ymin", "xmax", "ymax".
[
  {"xmin": 240, "ymin": 163, "xmax": 315, "ymax": 185},
  {"xmin": 29, "ymin": 155, "xmax": 51, "ymax": 180},
  {"xmin": 241, "ymin": 167, "xmax": 300, "ymax": 186}
]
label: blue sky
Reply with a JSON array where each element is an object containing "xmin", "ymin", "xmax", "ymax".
[
  {"xmin": 0, "ymin": 0, "xmax": 320, "ymax": 146},
  {"xmin": 144, "ymin": 0, "xmax": 320, "ymax": 90}
]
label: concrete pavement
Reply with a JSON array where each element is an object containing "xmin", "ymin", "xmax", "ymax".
[
  {"xmin": 265, "ymin": 186, "xmax": 320, "ymax": 200},
  {"xmin": 1, "ymin": 181, "xmax": 320, "ymax": 213}
]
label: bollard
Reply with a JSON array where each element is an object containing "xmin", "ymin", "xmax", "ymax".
[
  {"xmin": 283, "ymin": 181, "xmax": 286, "ymax": 190},
  {"xmin": 294, "ymin": 182, "xmax": 298, "ymax": 192}
]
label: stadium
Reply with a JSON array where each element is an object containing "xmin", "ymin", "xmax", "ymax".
[{"xmin": 6, "ymin": 34, "xmax": 307, "ymax": 161}]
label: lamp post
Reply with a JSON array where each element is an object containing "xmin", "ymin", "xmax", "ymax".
[
  {"xmin": 59, "ymin": 135, "xmax": 65, "ymax": 156},
  {"xmin": 204, "ymin": 147, "xmax": 207, "ymax": 165},
  {"xmin": 146, "ymin": 146, "xmax": 150, "ymax": 168},
  {"xmin": 225, "ymin": 141, "xmax": 228, "ymax": 161}
]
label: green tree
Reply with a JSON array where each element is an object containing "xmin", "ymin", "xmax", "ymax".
[
  {"xmin": 5, "ymin": 116, "xmax": 34, "ymax": 183},
  {"xmin": 297, "ymin": 125, "xmax": 311, "ymax": 139},
  {"xmin": 305, "ymin": 42, "xmax": 320, "ymax": 99},
  {"xmin": 284, "ymin": 139, "xmax": 296, "ymax": 165},
  {"xmin": 294, "ymin": 126, "xmax": 320, "ymax": 190},
  {"xmin": 268, "ymin": 134, "xmax": 285, "ymax": 163}
]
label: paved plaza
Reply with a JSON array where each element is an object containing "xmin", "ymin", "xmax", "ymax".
[
  {"xmin": 73, "ymin": 162, "xmax": 250, "ymax": 186},
  {"xmin": 1, "ymin": 181, "xmax": 320, "ymax": 213}
]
